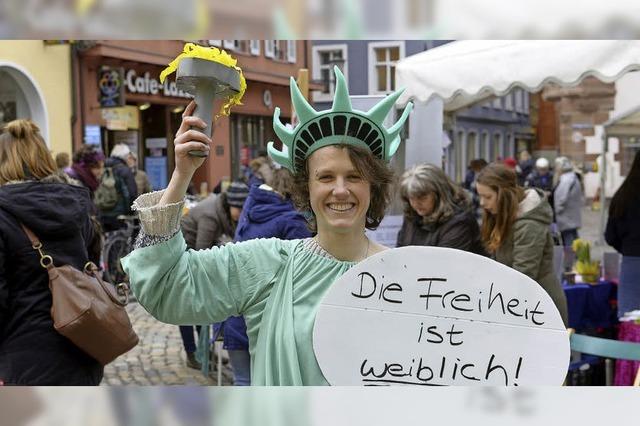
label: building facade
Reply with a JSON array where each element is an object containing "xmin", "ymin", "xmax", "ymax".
[
  {"xmin": 72, "ymin": 40, "xmax": 313, "ymax": 192},
  {"xmin": 448, "ymin": 91, "xmax": 534, "ymax": 183},
  {"xmin": 311, "ymin": 40, "xmax": 534, "ymax": 184},
  {"xmin": 0, "ymin": 40, "xmax": 73, "ymax": 156}
]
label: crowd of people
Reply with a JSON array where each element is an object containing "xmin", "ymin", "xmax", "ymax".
[{"xmin": 1, "ymin": 71, "xmax": 639, "ymax": 385}]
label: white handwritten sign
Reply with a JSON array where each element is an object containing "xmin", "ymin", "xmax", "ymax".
[{"xmin": 313, "ymin": 246, "xmax": 570, "ymax": 386}]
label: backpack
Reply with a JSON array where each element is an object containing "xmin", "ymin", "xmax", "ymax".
[{"xmin": 95, "ymin": 167, "xmax": 119, "ymax": 211}]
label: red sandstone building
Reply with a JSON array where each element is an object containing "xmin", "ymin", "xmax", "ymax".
[{"xmin": 72, "ymin": 40, "xmax": 316, "ymax": 192}]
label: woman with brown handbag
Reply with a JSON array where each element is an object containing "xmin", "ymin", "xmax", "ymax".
[{"xmin": 0, "ymin": 119, "xmax": 104, "ymax": 385}]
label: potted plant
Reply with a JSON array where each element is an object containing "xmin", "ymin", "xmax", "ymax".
[{"xmin": 572, "ymin": 239, "xmax": 600, "ymax": 284}]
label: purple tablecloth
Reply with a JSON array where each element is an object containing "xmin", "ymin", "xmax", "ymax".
[{"xmin": 614, "ymin": 321, "xmax": 640, "ymax": 386}]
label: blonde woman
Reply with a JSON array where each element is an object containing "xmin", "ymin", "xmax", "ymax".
[
  {"xmin": 0, "ymin": 120, "xmax": 102, "ymax": 384},
  {"xmin": 476, "ymin": 163, "xmax": 568, "ymax": 325}
]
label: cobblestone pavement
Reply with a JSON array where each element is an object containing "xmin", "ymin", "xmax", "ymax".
[{"xmin": 101, "ymin": 303, "xmax": 234, "ymax": 386}]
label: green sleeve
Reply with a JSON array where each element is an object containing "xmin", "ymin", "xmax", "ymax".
[
  {"xmin": 511, "ymin": 220, "xmax": 545, "ymax": 280},
  {"xmin": 121, "ymin": 232, "xmax": 291, "ymax": 325}
]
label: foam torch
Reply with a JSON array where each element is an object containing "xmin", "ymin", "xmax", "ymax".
[{"xmin": 160, "ymin": 43, "xmax": 247, "ymax": 157}]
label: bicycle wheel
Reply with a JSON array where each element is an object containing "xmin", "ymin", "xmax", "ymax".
[{"xmin": 103, "ymin": 234, "xmax": 129, "ymax": 285}]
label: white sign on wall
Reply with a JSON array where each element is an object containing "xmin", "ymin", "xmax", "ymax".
[
  {"xmin": 313, "ymin": 246, "xmax": 569, "ymax": 386},
  {"xmin": 125, "ymin": 69, "xmax": 192, "ymax": 99},
  {"xmin": 145, "ymin": 137, "xmax": 167, "ymax": 149}
]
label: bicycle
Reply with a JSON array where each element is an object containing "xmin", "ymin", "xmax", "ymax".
[{"xmin": 101, "ymin": 215, "xmax": 139, "ymax": 286}]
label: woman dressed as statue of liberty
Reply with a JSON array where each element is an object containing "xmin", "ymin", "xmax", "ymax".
[{"xmin": 122, "ymin": 66, "xmax": 413, "ymax": 385}]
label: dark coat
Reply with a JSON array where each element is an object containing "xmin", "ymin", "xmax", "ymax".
[
  {"xmin": 605, "ymin": 194, "xmax": 640, "ymax": 257},
  {"xmin": 0, "ymin": 178, "xmax": 103, "ymax": 385},
  {"xmin": 181, "ymin": 193, "xmax": 236, "ymax": 250},
  {"xmin": 524, "ymin": 170, "xmax": 554, "ymax": 193},
  {"xmin": 216, "ymin": 185, "xmax": 312, "ymax": 351},
  {"xmin": 101, "ymin": 156, "xmax": 137, "ymax": 221},
  {"xmin": 235, "ymin": 185, "xmax": 311, "ymax": 242},
  {"xmin": 396, "ymin": 207, "xmax": 487, "ymax": 257}
]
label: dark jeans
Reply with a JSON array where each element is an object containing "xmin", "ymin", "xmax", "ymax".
[
  {"xmin": 561, "ymin": 228, "xmax": 579, "ymax": 248},
  {"xmin": 179, "ymin": 325, "xmax": 202, "ymax": 353}
]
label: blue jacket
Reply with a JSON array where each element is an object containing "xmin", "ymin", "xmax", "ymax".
[
  {"xmin": 235, "ymin": 185, "xmax": 311, "ymax": 242},
  {"xmin": 215, "ymin": 185, "xmax": 311, "ymax": 350}
]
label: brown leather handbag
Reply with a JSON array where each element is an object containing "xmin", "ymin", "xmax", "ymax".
[{"xmin": 21, "ymin": 223, "xmax": 139, "ymax": 365}]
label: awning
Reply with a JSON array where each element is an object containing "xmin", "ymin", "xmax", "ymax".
[
  {"xmin": 396, "ymin": 40, "xmax": 640, "ymax": 111},
  {"xmin": 604, "ymin": 104, "xmax": 640, "ymax": 137}
]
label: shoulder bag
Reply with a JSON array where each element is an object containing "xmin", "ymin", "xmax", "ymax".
[{"xmin": 20, "ymin": 223, "xmax": 139, "ymax": 365}]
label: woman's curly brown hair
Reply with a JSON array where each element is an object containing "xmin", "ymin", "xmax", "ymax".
[{"xmin": 291, "ymin": 144, "xmax": 395, "ymax": 232}]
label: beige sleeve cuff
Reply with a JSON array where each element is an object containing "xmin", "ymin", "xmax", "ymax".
[{"xmin": 131, "ymin": 190, "xmax": 184, "ymax": 236}]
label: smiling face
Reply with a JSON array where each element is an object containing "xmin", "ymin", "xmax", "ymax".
[
  {"xmin": 476, "ymin": 182, "xmax": 498, "ymax": 215},
  {"xmin": 307, "ymin": 146, "xmax": 371, "ymax": 235}
]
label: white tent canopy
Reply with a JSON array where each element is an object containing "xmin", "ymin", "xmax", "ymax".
[
  {"xmin": 396, "ymin": 40, "xmax": 640, "ymax": 111},
  {"xmin": 396, "ymin": 40, "xmax": 640, "ymax": 246}
]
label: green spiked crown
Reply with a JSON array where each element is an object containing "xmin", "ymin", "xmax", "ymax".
[{"xmin": 268, "ymin": 66, "xmax": 413, "ymax": 173}]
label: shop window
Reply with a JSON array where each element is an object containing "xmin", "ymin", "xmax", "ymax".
[{"xmin": 230, "ymin": 114, "xmax": 279, "ymax": 180}]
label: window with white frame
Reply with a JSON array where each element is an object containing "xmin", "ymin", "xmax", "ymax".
[
  {"xmin": 287, "ymin": 40, "xmax": 297, "ymax": 63},
  {"xmin": 504, "ymin": 92, "xmax": 513, "ymax": 111},
  {"xmin": 250, "ymin": 40, "xmax": 260, "ymax": 56},
  {"xmin": 274, "ymin": 41, "xmax": 286, "ymax": 61},
  {"xmin": 368, "ymin": 41, "xmax": 404, "ymax": 94},
  {"xmin": 492, "ymin": 97, "xmax": 502, "ymax": 109},
  {"xmin": 492, "ymin": 133, "xmax": 503, "ymax": 161},
  {"xmin": 479, "ymin": 131, "xmax": 489, "ymax": 160},
  {"xmin": 264, "ymin": 40, "xmax": 294, "ymax": 62},
  {"xmin": 455, "ymin": 132, "xmax": 464, "ymax": 183},
  {"xmin": 265, "ymin": 40, "xmax": 277, "ymax": 58},
  {"xmin": 465, "ymin": 131, "xmax": 476, "ymax": 166},
  {"xmin": 506, "ymin": 133, "xmax": 514, "ymax": 158},
  {"xmin": 515, "ymin": 89, "xmax": 523, "ymax": 112},
  {"xmin": 228, "ymin": 40, "xmax": 252, "ymax": 54},
  {"xmin": 312, "ymin": 44, "xmax": 348, "ymax": 103}
]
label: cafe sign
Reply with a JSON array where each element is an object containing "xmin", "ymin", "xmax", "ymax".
[
  {"xmin": 313, "ymin": 246, "xmax": 570, "ymax": 386},
  {"xmin": 125, "ymin": 69, "xmax": 191, "ymax": 99}
]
